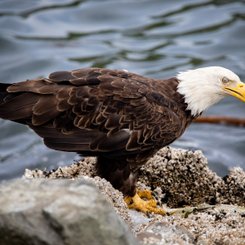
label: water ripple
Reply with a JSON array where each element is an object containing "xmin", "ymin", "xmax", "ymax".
[{"xmin": 0, "ymin": 0, "xmax": 244, "ymax": 179}]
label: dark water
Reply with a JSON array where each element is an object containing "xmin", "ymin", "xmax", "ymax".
[{"xmin": 0, "ymin": 0, "xmax": 244, "ymax": 179}]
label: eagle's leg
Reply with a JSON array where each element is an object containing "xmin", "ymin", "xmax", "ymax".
[
  {"xmin": 124, "ymin": 190, "xmax": 166, "ymax": 215},
  {"xmin": 96, "ymin": 156, "xmax": 137, "ymax": 195},
  {"xmin": 96, "ymin": 156, "xmax": 166, "ymax": 215}
]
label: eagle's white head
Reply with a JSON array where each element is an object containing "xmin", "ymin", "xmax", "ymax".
[{"xmin": 177, "ymin": 66, "xmax": 245, "ymax": 116}]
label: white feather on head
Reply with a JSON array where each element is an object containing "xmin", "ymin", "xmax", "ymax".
[{"xmin": 177, "ymin": 66, "xmax": 241, "ymax": 116}]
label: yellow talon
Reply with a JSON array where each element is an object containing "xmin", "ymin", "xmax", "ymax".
[
  {"xmin": 124, "ymin": 189, "xmax": 166, "ymax": 215},
  {"xmin": 137, "ymin": 189, "xmax": 154, "ymax": 199}
]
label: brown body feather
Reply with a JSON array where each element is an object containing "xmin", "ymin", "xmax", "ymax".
[{"xmin": 0, "ymin": 68, "xmax": 193, "ymax": 195}]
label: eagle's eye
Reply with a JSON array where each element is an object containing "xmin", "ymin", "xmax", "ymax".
[{"xmin": 222, "ymin": 77, "xmax": 230, "ymax": 84}]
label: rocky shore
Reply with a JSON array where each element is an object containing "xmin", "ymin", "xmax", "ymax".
[{"xmin": 0, "ymin": 147, "xmax": 244, "ymax": 244}]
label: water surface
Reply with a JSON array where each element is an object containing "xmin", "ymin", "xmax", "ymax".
[{"xmin": 0, "ymin": 0, "xmax": 244, "ymax": 179}]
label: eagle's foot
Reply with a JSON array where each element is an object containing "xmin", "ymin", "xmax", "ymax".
[{"xmin": 124, "ymin": 189, "xmax": 166, "ymax": 215}]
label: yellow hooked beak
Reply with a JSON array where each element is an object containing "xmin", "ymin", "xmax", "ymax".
[{"xmin": 224, "ymin": 81, "xmax": 245, "ymax": 102}]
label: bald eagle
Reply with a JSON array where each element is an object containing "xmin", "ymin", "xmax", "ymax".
[{"xmin": 0, "ymin": 66, "xmax": 244, "ymax": 214}]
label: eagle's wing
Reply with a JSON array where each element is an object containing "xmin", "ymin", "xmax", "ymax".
[{"xmin": 1, "ymin": 68, "xmax": 183, "ymax": 156}]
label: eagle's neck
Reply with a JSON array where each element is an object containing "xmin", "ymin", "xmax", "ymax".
[{"xmin": 176, "ymin": 69, "xmax": 225, "ymax": 117}]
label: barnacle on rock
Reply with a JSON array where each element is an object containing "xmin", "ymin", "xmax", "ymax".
[{"xmin": 24, "ymin": 147, "xmax": 245, "ymax": 244}]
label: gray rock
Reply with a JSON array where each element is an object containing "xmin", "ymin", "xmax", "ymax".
[
  {"xmin": 137, "ymin": 222, "xmax": 195, "ymax": 245},
  {"xmin": 136, "ymin": 204, "xmax": 245, "ymax": 245},
  {"xmin": 0, "ymin": 178, "xmax": 138, "ymax": 245}
]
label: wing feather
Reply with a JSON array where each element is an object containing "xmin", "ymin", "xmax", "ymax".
[{"xmin": 0, "ymin": 68, "xmax": 189, "ymax": 157}]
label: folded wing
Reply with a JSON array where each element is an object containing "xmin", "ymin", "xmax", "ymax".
[{"xmin": 0, "ymin": 68, "xmax": 184, "ymax": 156}]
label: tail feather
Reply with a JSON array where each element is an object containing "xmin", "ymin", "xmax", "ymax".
[
  {"xmin": 0, "ymin": 83, "xmax": 11, "ymax": 103},
  {"xmin": 0, "ymin": 83, "xmax": 39, "ymax": 122}
]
